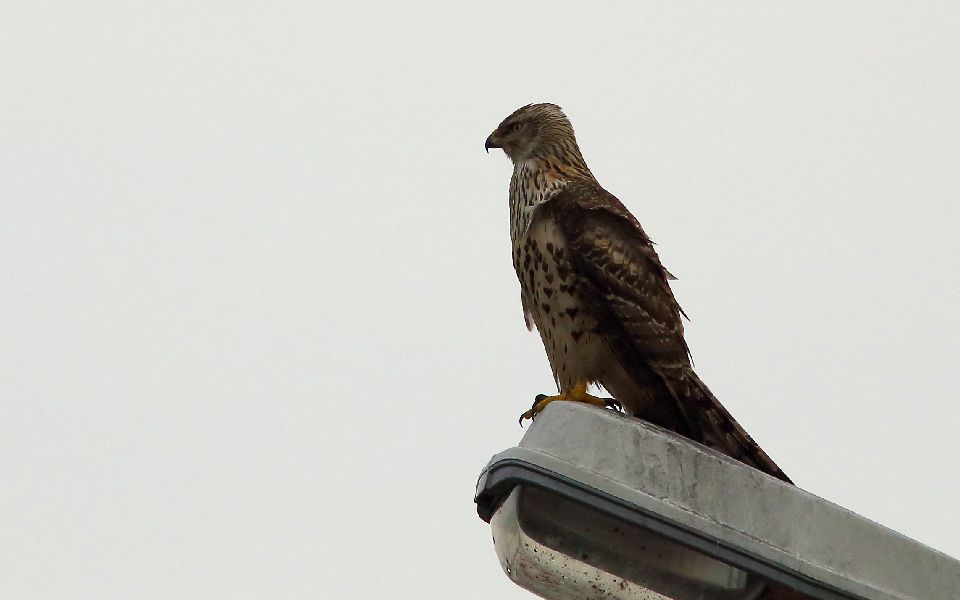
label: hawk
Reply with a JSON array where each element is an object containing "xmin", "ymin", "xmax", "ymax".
[{"xmin": 486, "ymin": 103, "xmax": 791, "ymax": 484}]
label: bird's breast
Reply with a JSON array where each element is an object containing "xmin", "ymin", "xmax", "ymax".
[{"xmin": 514, "ymin": 214, "xmax": 611, "ymax": 389}]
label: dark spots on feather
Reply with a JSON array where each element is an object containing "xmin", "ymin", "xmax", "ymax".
[
  {"xmin": 544, "ymin": 271, "xmax": 555, "ymax": 284},
  {"xmin": 546, "ymin": 242, "xmax": 554, "ymax": 253},
  {"xmin": 565, "ymin": 307, "xmax": 579, "ymax": 319},
  {"xmin": 571, "ymin": 330, "xmax": 583, "ymax": 342},
  {"xmin": 540, "ymin": 302, "xmax": 551, "ymax": 314},
  {"xmin": 551, "ymin": 316, "xmax": 557, "ymax": 327},
  {"xmin": 543, "ymin": 287, "xmax": 553, "ymax": 299}
]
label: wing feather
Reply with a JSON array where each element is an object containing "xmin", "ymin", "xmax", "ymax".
[
  {"xmin": 547, "ymin": 181, "xmax": 690, "ymax": 365},
  {"xmin": 544, "ymin": 180, "xmax": 792, "ymax": 484}
]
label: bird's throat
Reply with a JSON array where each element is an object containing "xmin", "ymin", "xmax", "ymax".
[{"xmin": 508, "ymin": 159, "xmax": 570, "ymax": 245}]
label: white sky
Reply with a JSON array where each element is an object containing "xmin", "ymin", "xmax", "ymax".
[{"xmin": 2, "ymin": 2, "xmax": 958, "ymax": 598}]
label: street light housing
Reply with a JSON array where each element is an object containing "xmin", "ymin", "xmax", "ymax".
[{"xmin": 475, "ymin": 402, "xmax": 960, "ymax": 600}]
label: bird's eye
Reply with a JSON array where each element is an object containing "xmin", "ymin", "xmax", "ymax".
[{"xmin": 510, "ymin": 122, "xmax": 523, "ymax": 132}]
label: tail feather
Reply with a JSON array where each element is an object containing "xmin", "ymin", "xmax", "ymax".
[{"xmin": 654, "ymin": 367, "xmax": 793, "ymax": 484}]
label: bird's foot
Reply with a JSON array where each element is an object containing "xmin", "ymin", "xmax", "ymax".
[{"xmin": 519, "ymin": 382, "xmax": 622, "ymax": 424}]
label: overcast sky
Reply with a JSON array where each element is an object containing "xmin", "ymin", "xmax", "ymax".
[{"xmin": 2, "ymin": 2, "xmax": 958, "ymax": 599}]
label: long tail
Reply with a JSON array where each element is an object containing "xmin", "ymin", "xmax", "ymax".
[{"xmin": 656, "ymin": 367, "xmax": 793, "ymax": 484}]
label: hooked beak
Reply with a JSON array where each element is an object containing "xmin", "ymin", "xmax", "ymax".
[{"xmin": 484, "ymin": 132, "xmax": 501, "ymax": 153}]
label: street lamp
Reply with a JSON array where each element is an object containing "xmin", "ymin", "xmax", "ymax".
[{"xmin": 475, "ymin": 402, "xmax": 960, "ymax": 600}]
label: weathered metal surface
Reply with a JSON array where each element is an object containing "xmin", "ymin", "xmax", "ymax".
[{"xmin": 477, "ymin": 402, "xmax": 960, "ymax": 600}]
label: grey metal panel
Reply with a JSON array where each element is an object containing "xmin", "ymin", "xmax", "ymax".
[{"xmin": 482, "ymin": 402, "xmax": 960, "ymax": 600}]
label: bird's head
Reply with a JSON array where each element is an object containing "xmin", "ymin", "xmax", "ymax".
[{"xmin": 485, "ymin": 103, "xmax": 582, "ymax": 164}]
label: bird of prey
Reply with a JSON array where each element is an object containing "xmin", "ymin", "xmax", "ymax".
[{"xmin": 485, "ymin": 103, "xmax": 791, "ymax": 484}]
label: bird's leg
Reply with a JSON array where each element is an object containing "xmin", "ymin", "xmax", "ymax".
[{"xmin": 519, "ymin": 381, "xmax": 620, "ymax": 423}]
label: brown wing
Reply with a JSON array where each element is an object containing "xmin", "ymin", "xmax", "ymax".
[
  {"xmin": 547, "ymin": 181, "xmax": 690, "ymax": 365},
  {"xmin": 545, "ymin": 180, "xmax": 792, "ymax": 484}
]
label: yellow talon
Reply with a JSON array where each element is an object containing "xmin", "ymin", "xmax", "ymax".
[{"xmin": 519, "ymin": 382, "xmax": 613, "ymax": 423}]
